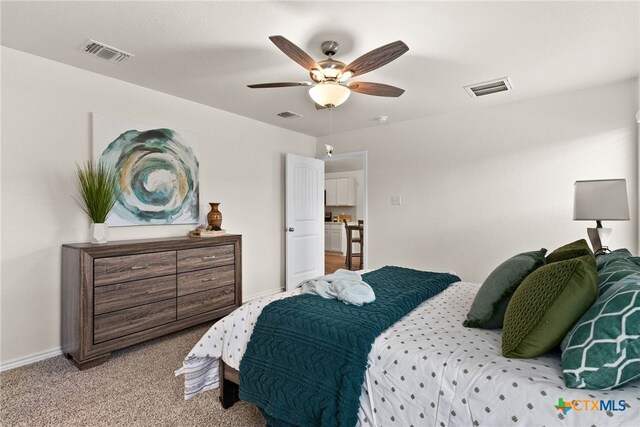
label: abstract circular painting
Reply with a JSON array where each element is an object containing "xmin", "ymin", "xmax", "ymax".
[{"xmin": 95, "ymin": 116, "xmax": 199, "ymax": 226}]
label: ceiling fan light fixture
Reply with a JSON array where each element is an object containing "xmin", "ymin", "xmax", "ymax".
[
  {"xmin": 250, "ymin": 37, "xmax": 409, "ymax": 107},
  {"xmin": 313, "ymin": 59, "xmax": 346, "ymax": 81},
  {"xmin": 338, "ymin": 70, "xmax": 353, "ymax": 82},
  {"xmin": 309, "ymin": 82, "xmax": 350, "ymax": 108},
  {"xmin": 310, "ymin": 68, "xmax": 325, "ymax": 83},
  {"xmin": 322, "ymin": 66, "xmax": 342, "ymax": 79}
]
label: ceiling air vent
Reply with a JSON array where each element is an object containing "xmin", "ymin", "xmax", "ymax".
[
  {"xmin": 464, "ymin": 77, "xmax": 513, "ymax": 97},
  {"xmin": 83, "ymin": 39, "xmax": 134, "ymax": 63},
  {"xmin": 276, "ymin": 111, "xmax": 302, "ymax": 119}
]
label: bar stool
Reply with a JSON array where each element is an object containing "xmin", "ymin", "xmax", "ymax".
[{"xmin": 343, "ymin": 220, "xmax": 364, "ymax": 270}]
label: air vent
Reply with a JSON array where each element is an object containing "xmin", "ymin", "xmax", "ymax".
[
  {"xmin": 464, "ymin": 77, "xmax": 513, "ymax": 97},
  {"xmin": 276, "ymin": 111, "xmax": 303, "ymax": 119},
  {"xmin": 83, "ymin": 39, "xmax": 134, "ymax": 63}
]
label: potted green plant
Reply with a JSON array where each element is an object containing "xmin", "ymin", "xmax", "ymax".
[{"xmin": 74, "ymin": 161, "xmax": 119, "ymax": 244}]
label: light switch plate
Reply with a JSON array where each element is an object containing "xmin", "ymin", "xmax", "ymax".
[{"xmin": 391, "ymin": 195, "xmax": 402, "ymax": 205}]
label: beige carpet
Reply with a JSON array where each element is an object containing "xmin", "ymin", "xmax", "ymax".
[{"xmin": 0, "ymin": 324, "xmax": 265, "ymax": 426}]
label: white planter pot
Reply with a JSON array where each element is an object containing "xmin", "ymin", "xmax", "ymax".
[{"xmin": 90, "ymin": 223, "xmax": 109, "ymax": 244}]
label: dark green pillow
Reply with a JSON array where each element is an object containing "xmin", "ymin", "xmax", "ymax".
[
  {"xmin": 464, "ymin": 249, "xmax": 547, "ymax": 329},
  {"xmin": 598, "ymin": 256, "xmax": 640, "ymax": 296},
  {"xmin": 546, "ymin": 239, "xmax": 594, "ymax": 264},
  {"xmin": 562, "ymin": 273, "xmax": 640, "ymax": 389},
  {"xmin": 502, "ymin": 255, "xmax": 598, "ymax": 358}
]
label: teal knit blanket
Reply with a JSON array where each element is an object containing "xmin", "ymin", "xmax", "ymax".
[{"xmin": 239, "ymin": 266, "xmax": 460, "ymax": 427}]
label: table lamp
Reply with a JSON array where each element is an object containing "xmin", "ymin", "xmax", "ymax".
[{"xmin": 573, "ymin": 179, "xmax": 630, "ymax": 255}]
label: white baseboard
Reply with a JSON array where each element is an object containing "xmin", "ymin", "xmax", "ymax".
[
  {"xmin": 243, "ymin": 287, "xmax": 283, "ymax": 302},
  {"xmin": 0, "ymin": 347, "xmax": 62, "ymax": 372},
  {"xmin": 1, "ymin": 289, "xmax": 285, "ymax": 372}
]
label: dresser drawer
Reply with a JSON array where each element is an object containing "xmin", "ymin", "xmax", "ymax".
[
  {"xmin": 94, "ymin": 276, "xmax": 176, "ymax": 315},
  {"xmin": 94, "ymin": 251, "xmax": 176, "ymax": 286},
  {"xmin": 94, "ymin": 299, "xmax": 176, "ymax": 344},
  {"xmin": 177, "ymin": 245, "xmax": 234, "ymax": 273},
  {"xmin": 177, "ymin": 285, "xmax": 235, "ymax": 320},
  {"xmin": 177, "ymin": 265, "xmax": 235, "ymax": 297}
]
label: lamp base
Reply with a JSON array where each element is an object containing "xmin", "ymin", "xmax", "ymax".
[{"xmin": 587, "ymin": 227, "xmax": 612, "ymax": 256}]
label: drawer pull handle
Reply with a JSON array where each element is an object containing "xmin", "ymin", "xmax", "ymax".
[
  {"xmin": 202, "ymin": 255, "xmax": 216, "ymax": 260},
  {"xmin": 131, "ymin": 265, "xmax": 148, "ymax": 270},
  {"xmin": 202, "ymin": 277, "xmax": 216, "ymax": 283}
]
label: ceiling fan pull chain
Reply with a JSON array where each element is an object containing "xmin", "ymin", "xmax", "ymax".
[{"xmin": 329, "ymin": 108, "xmax": 333, "ymax": 147}]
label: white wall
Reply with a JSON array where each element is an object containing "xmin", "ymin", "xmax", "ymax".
[
  {"xmin": 317, "ymin": 79, "xmax": 639, "ymax": 283},
  {"xmin": 325, "ymin": 170, "xmax": 365, "ymax": 221},
  {"xmin": 0, "ymin": 47, "xmax": 315, "ymax": 364}
]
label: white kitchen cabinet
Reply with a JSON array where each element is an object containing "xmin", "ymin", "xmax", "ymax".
[
  {"xmin": 325, "ymin": 178, "xmax": 355, "ymax": 206},
  {"xmin": 324, "ymin": 229, "xmax": 331, "ymax": 251},
  {"xmin": 324, "ymin": 223, "xmax": 344, "ymax": 253},
  {"xmin": 336, "ymin": 178, "xmax": 349, "ymax": 205},
  {"xmin": 325, "ymin": 179, "xmax": 337, "ymax": 206},
  {"xmin": 330, "ymin": 229, "xmax": 342, "ymax": 252}
]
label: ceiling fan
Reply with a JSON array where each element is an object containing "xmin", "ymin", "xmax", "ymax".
[{"xmin": 248, "ymin": 36, "xmax": 409, "ymax": 109}]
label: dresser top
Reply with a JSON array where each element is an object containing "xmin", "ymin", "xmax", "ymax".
[{"xmin": 62, "ymin": 234, "xmax": 242, "ymax": 256}]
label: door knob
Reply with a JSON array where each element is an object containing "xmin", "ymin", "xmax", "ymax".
[{"xmin": 288, "ymin": 227, "xmax": 295, "ymax": 232}]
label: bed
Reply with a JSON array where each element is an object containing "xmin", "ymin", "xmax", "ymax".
[{"xmin": 177, "ymin": 270, "xmax": 639, "ymax": 427}]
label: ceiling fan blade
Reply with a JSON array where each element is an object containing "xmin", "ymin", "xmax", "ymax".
[
  {"xmin": 269, "ymin": 35, "xmax": 321, "ymax": 71},
  {"xmin": 315, "ymin": 103, "xmax": 329, "ymax": 110},
  {"xmin": 341, "ymin": 41, "xmax": 409, "ymax": 78},
  {"xmin": 347, "ymin": 82, "xmax": 405, "ymax": 97},
  {"xmin": 247, "ymin": 82, "xmax": 313, "ymax": 88}
]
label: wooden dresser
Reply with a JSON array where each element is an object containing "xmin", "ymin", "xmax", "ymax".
[{"xmin": 62, "ymin": 235, "xmax": 242, "ymax": 369}]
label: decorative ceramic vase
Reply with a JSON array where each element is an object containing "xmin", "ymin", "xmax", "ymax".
[
  {"xmin": 90, "ymin": 223, "xmax": 109, "ymax": 244},
  {"xmin": 207, "ymin": 203, "xmax": 223, "ymax": 230}
]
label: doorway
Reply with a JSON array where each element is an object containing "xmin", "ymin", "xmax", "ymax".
[{"xmin": 321, "ymin": 151, "xmax": 368, "ymax": 274}]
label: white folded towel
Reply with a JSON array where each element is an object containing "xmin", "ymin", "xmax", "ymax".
[{"xmin": 299, "ymin": 269, "xmax": 375, "ymax": 306}]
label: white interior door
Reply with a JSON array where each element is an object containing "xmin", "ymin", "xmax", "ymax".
[{"xmin": 285, "ymin": 153, "xmax": 324, "ymax": 290}]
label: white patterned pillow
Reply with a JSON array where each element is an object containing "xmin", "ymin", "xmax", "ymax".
[{"xmin": 561, "ymin": 273, "xmax": 640, "ymax": 389}]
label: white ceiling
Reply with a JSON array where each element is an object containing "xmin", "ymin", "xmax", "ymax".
[
  {"xmin": 325, "ymin": 157, "xmax": 364, "ymax": 174},
  {"xmin": 1, "ymin": 1, "xmax": 638, "ymax": 137}
]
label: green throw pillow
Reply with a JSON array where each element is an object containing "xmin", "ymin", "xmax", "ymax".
[
  {"xmin": 546, "ymin": 239, "xmax": 594, "ymax": 264},
  {"xmin": 561, "ymin": 273, "xmax": 640, "ymax": 390},
  {"xmin": 464, "ymin": 249, "xmax": 547, "ymax": 329},
  {"xmin": 596, "ymin": 248, "xmax": 632, "ymax": 271},
  {"xmin": 598, "ymin": 256, "xmax": 640, "ymax": 296},
  {"xmin": 502, "ymin": 255, "xmax": 598, "ymax": 358}
]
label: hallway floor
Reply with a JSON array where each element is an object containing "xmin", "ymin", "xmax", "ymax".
[{"xmin": 325, "ymin": 252, "xmax": 361, "ymax": 274}]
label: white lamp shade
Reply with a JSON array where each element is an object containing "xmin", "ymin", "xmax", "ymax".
[
  {"xmin": 309, "ymin": 82, "xmax": 350, "ymax": 107},
  {"xmin": 573, "ymin": 179, "xmax": 630, "ymax": 221}
]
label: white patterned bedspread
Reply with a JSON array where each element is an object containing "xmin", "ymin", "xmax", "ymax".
[{"xmin": 177, "ymin": 281, "xmax": 639, "ymax": 426}]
